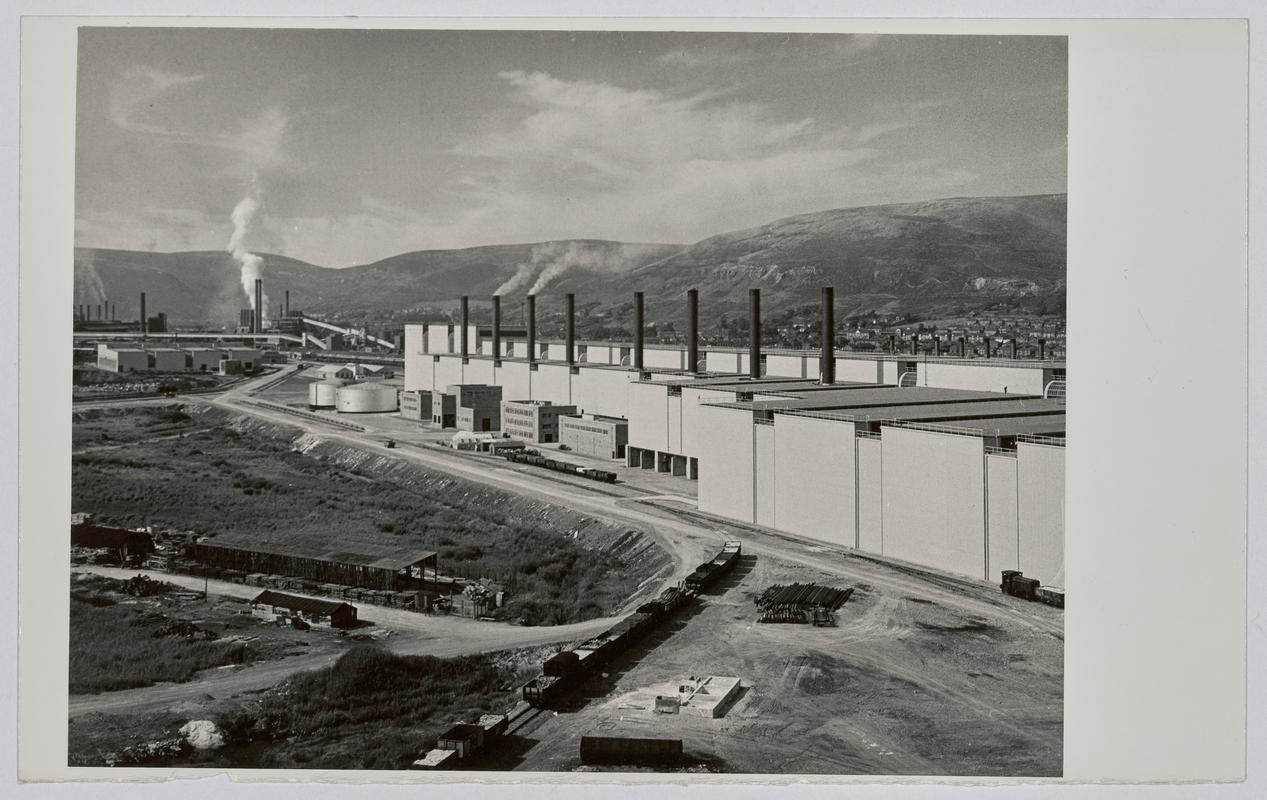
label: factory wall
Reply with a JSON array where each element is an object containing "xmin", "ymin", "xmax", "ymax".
[
  {"xmin": 426, "ymin": 324, "xmax": 452, "ymax": 354},
  {"xmin": 679, "ymin": 386, "xmax": 741, "ymax": 458},
  {"xmin": 151, "ymin": 350, "xmax": 186, "ymax": 371},
  {"xmin": 920, "ymin": 361, "xmax": 1048, "ymax": 395},
  {"xmin": 643, "ymin": 347, "xmax": 684, "ymax": 370},
  {"xmin": 880, "ymin": 426, "xmax": 987, "ymax": 579},
  {"xmin": 696, "ymin": 405, "xmax": 757, "ymax": 522},
  {"xmin": 463, "ymin": 358, "xmax": 497, "ymax": 386},
  {"xmin": 836, "ymin": 357, "xmax": 885, "ymax": 384},
  {"xmin": 986, "ymin": 452, "xmax": 1021, "ymax": 579},
  {"xmin": 1017, "ymin": 442, "xmax": 1065, "ymax": 588},
  {"xmin": 772, "ymin": 414, "xmax": 855, "ymax": 547},
  {"xmin": 856, "ymin": 435, "xmax": 884, "ymax": 553},
  {"xmin": 434, "ymin": 356, "xmax": 466, "ymax": 393},
  {"xmin": 495, "ymin": 360, "xmax": 533, "ymax": 404},
  {"xmin": 882, "ymin": 360, "xmax": 903, "ymax": 385},
  {"xmin": 754, "ymin": 423, "xmax": 777, "ymax": 527},
  {"xmin": 766, "ymin": 354, "xmax": 806, "ymax": 379},
  {"xmin": 405, "ymin": 325, "xmax": 425, "ymax": 356},
  {"xmin": 705, "ymin": 351, "xmax": 742, "ymax": 374},
  {"xmin": 572, "ymin": 368, "xmax": 638, "ymax": 419},
  {"xmin": 626, "ymin": 381, "xmax": 672, "ymax": 454},
  {"xmin": 534, "ymin": 363, "xmax": 574, "ymax": 406}
]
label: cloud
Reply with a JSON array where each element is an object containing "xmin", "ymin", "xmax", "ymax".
[
  {"xmin": 108, "ymin": 66, "xmax": 289, "ymax": 169},
  {"xmin": 656, "ymin": 33, "xmax": 882, "ymax": 70}
]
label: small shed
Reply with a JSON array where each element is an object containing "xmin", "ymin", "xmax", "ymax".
[
  {"xmin": 436, "ymin": 723, "xmax": 485, "ymax": 758},
  {"xmin": 249, "ymin": 590, "xmax": 358, "ymax": 629}
]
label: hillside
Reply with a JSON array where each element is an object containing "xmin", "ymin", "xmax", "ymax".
[{"xmin": 73, "ymin": 194, "xmax": 1065, "ymax": 328}]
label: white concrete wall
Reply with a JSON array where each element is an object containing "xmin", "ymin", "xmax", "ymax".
[
  {"xmin": 881, "ymin": 426, "xmax": 987, "ymax": 580},
  {"xmin": 766, "ymin": 354, "xmax": 805, "ymax": 379},
  {"xmin": 626, "ymin": 381, "xmax": 670, "ymax": 453},
  {"xmin": 462, "ymin": 358, "xmax": 496, "ymax": 386},
  {"xmin": 434, "ymin": 356, "xmax": 466, "ymax": 392},
  {"xmin": 772, "ymin": 414, "xmax": 855, "ymax": 547},
  {"xmin": 705, "ymin": 351, "xmax": 742, "ymax": 374},
  {"xmin": 1017, "ymin": 442, "xmax": 1065, "ymax": 588},
  {"xmin": 572, "ymin": 368, "xmax": 637, "ymax": 419},
  {"xmin": 679, "ymin": 386, "xmax": 740, "ymax": 458},
  {"xmin": 836, "ymin": 357, "xmax": 885, "ymax": 384},
  {"xmin": 986, "ymin": 452, "xmax": 1020, "ymax": 581},
  {"xmin": 920, "ymin": 361, "xmax": 1047, "ymax": 395},
  {"xmin": 643, "ymin": 347, "xmax": 684, "ymax": 370},
  {"xmin": 405, "ymin": 324, "xmax": 425, "ymax": 356},
  {"xmin": 882, "ymin": 360, "xmax": 902, "ymax": 385},
  {"xmin": 152, "ymin": 351, "xmax": 186, "ymax": 371},
  {"xmin": 753, "ymin": 423, "xmax": 777, "ymax": 527},
  {"xmin": 534, "ymin": 363, "xmax": 574, "ymax": 406},
  {"xmin": 857, "ymin": 436, "xmax": 884, "ymax": 554},
  {"xmin": 426, "ymin": 324, "xmax": 452, "ymax": 354},
  {"xmin": 495, "ymin": 360, "xmax": 533, "ymax": 403},
  {"xmin": 696, "ymin": 405, "xmax": 756, "ymax": 522}
]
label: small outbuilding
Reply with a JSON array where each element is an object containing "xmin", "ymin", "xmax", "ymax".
[{"xmin": 249, "ymin": 590, "xmax": 358, "ymax": 629}]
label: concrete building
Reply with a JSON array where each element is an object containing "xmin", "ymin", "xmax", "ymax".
[
  {"xmin": 223, "ymin": 348, "xmax": 260, "ymax": 371},
  {"xmin": 560, "ymin": 414, "xmax": 629, "ymax": 460},
  {"xmin": 430, "ymin": 384, "xmax": 503, "ymax": 430},
  {"xmin": 501, "ymin": 399, "xmax": 578, "ymax": 443},
  {"xmin": 399, "ymin": 389, "xmax": 432, "ymax": 420},
  {"xmin": 148, "ymin": 348, "xmax": 187, "ymax": 371},
  {"xmin": 95, "ymin": 345, "xmax": 150, "ymax": 373},
  {"xmin": 189, "ymin": 349, "xmax": 224, "ymax": 372},
  {"xmin": 432, "ymin": 391, "xmax": 457, "ymax": 427}
]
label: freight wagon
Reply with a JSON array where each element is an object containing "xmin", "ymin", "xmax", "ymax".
[
  {"xmin": 1001, "ymin": 570, "xmax": 1063, "ymax": 608},
  {"xmin": 521, "ymin": 542, "xmax": 743, "ymax": 708},
  {"xmin": 501, "ymin": 448, "xmax": 618, "ymax": 484}
]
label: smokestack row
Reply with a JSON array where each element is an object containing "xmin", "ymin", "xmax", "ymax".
[
  {"xmin": 492, "ymin": 295, "xmax": 502, "ymax": 363},
  {"xmin": 460, "ymin": 295, "xmax": 469, "ymax": 361},
  {"xmin": 687, "ymin": 288, "xmax": 699, "ymax": 375}
]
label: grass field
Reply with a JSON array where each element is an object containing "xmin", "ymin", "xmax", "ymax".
[
  {"xmin": 68, "ymin": 574, "xmax": 267, "ymax": 694},
  {"xmin": 72, "ymin": 405, "xmax": 659, "ymax": 625}
]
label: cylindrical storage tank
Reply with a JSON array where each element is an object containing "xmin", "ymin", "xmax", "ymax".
[
  {"xmin": 309, "ymin": 378, "xmax": 344, "ymax": 409},
  {"xmin": 335, "ymin": 382, "xmax": 399, "ymax": 413}
]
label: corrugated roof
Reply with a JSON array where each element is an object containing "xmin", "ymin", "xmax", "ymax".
[
  {"xmin": 202, "ymin": 538, "xmax": 436, "ymax": 571},
  {"xmin": 706, "ymin": 386, "xmax": 1036, "ymax": 414},
  {"xmin": 776, "ymin": 399, "xmax": 1065, "ymax": 425},
  {"xmin": 251, "ymin": 590, "xmax": 354, "ymax": 615}
]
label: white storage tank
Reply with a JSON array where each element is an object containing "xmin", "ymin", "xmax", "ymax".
[
  {"xmin": 308, "ymin": 378, "xmax": 345, "ymax": 409},
  {"xmin": 335, "ymin": 382, "xmax": 399, "ymax": 413}
]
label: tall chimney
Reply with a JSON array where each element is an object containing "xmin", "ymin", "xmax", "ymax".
[
  {"xmin": 1010, "ymin": 338, "xmax": 1018, "ymax": 359},
  {"xmin": 1039, "ymin": 338, "xmax": 1047, "ymax": 360},
  {"xmin": 527, "ymin": 294, "xmax": 536, "ymax": 363},
  {"xmin": 911, "ymin": 334, "xmax": 918, "ymax": 356},
  {"xmin": 140, "ymin": 292, "xmax": 147, "ymax": 337},
  {"xmin": 687, "ymin": 288, "xmax": 699, "ymax": 374},
  {"xmin": 460, "ymin": 295, "xmax": 469, "ymax": 360},
  {"xmin": 633, "ymin": 291, "xmax": 645, "ymax": 371},
  {"xmin": 565, "ymin": 293, "xmax": 576, "ymax": 366},
  {"xmin": 749, "ymin": 289, "xmax": 761, "ymax": 379},
  {"xmin": 254, "ymin": 278, "xmax": 263, "ymax": 334},
  {"xmin": 959, "ymin": 336, "xmax": 967, "ymax": 357},
  {"xmin": 285, "ymin": 290, "xmax": 290, "ymax": 317},
  {"xmin": 492, "ymin": 295, "xmax": 502, "ymax": 362},
  {"xmin": 933, "ymin": 335, "xmax": 940, "ymax": 357},
  {"xmin": 110, "ymin": 303, "xmax": 115, "ymax": 321},
  {"xmin": 986, "ymin": 337, "xmax": 992, "ymax": 359},
  {"xmin": 888, "ymin": 334, "xmax": 896, "ymax": 354},
  {"xmin": 96, "ymin": 304, "xmax": 101, "ymax": 320},
  {"xmin": 820, "ymin": 287, "xmax": 835, "ymax": 385}
]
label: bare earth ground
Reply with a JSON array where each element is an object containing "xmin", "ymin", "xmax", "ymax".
[{"xmin": 67, "ymin": 365, "xmax": 1063, "ymax": 775}]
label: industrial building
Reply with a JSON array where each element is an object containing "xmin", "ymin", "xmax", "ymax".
[
  {"xmin": 96, "ymin": 345, "xmax": 149, "ymax": 373},
  {"xmin": 188, "ymin": 539, "xmax": 438, "ymax": 591},
  {"xmin": 335, "ymin": 382, "xmax": 400, "ymax": 413},
  {"xmin": 430, "ymin": 384, "xmax": 503, "ymax": 431},
  {"xmin": 402, "ymin": 288, "xmax": 1066, "ymax": 591},
  {"xmin": 399, "ymin": 389, "xmax": 432, "ymax": 420},
  {"xmin": 308, "ymin": 379, "xmax": 344, "ymax": 409},
  {"xmin": 559, "ymin": 414, "xmax": 629, "ymax": 460},
  {"xmin": 501, "ymin": 399, "xmax": 578, "ymax": 443},
  {"xmin": 95, "ymin": 344, "xmax": 263, "ymax": 374}
]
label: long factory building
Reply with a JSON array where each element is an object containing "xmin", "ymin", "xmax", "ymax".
[{"xmin": 403, "ymin": 289, "xmax": 1065, "ymax": 590}]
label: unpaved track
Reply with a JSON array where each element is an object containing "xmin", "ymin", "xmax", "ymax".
[{"xmin": 68, "ymin": 566, "xmax": 618, "ymax": 719}]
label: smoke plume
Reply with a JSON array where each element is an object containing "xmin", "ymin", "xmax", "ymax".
[
  {"xmin": 493, "ymin": 241, "xmax": 662, "ymax": 297},
  {"xmin": 226, "ymin": 192, "xmax": 269, "ymax": 320},
  {"xmin": 76, "ymin": 249, "xmax": 108, "ymax": 307}
]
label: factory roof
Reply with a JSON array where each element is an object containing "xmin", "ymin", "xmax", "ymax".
[
  {"xmin": 705, "ymin": 386, "xmax": 1035, "ymax": 414},
  {"xmin": 643, "ymin": 374, "xmax": 816, "ymax": 388},
  {"xmin": 200, "ymin": 537, "xmax": 436, "ymax": 571},
  {"xmin": 774, "ymin": 398, "xmax": 1065, "ymax": 425},
  {"xmin": 884, "ymin": 415, "xmax": 1067, "ymax": 438},
  {"xmin": 251, "ymin": 590, "xmax": 354, "ymax": 616}
]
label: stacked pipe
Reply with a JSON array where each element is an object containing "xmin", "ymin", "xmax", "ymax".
[
  {"xmin": 565, "ymin": 293, "xmax": 576, "ymax": 366},
  {"xmin": 633, "ymin": 291, "xmax": 644, "ymax": 370},
  {"xmin": 820, "ymin": 287, "xmax": 835, "ymax": 384},
  {"xmin": 527, "ymin": 294, "xmax": 537, "ymax": 363},
  {"xmin": 749, "ymin": 288, "xmax": 761, "ymax": 379},
  {"xmin": 687, "ymin": 288, "xmax": 699, "ymax": 374}
]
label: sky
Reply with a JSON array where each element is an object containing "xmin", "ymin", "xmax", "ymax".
[{"xmin": 75, "ymin": 29, "xmax": 1067, "ymax": 268}]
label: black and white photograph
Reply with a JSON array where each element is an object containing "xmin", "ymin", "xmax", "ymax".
[{"xmin": 60, "ymin": 26, "xmax": 1073, "ymax": 777}]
